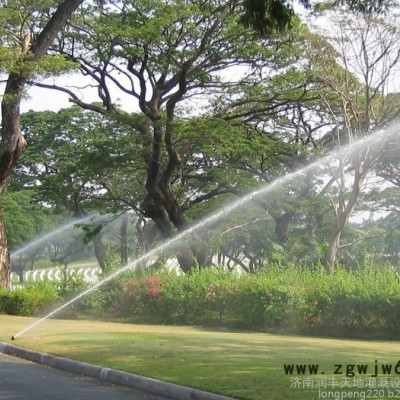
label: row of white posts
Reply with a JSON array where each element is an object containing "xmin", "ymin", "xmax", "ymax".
[{"xmin": 11, "ymin": 266, "xmax": 101, "ymax": 288}]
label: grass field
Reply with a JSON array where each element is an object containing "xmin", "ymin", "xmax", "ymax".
[{"xmin": 1, "ymin": 315, "xmax": 399, "ymax": 399}]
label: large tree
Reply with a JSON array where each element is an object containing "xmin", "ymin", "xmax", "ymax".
[
  {"xmin": 306, "ymin": 11, "xmax": 400, "ymax": 271},
  {"xmin": 31, "ymin": 0, "xmax": 309, "ymax": 272},
  {"xmin": 18, "ymin": 107, "xmax": 145, "ymax": 268},
  {"xmin": 0, "ymin": 0, "xmax": 84, "ymax": 287}
]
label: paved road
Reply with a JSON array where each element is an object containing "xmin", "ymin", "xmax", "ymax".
[{"xmin": 0, "ymin": 352, "xmax": 172, "ymax": 400}]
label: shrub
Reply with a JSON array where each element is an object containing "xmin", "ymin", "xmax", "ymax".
[
  {"xmin": 0, "ymin": 283, "xmax": 59, "ymax": 316},
  {"xmin": 291, "ymin": 266, "xmax": 400, "ymax": 338},
  {"xmin": 111, "ymin": 268, "xmax": 241, "ymax": 325},
  {"xmin": 117, "ymin": 276, "xmax": 165, "ymax": 319},
  {"xmin": 56, "ymin": 267, "xmax": 86, "ymax": 297},
  {"xmin": 0, "ymin": 286, "xmax": 7, "ymax": 314},
  {"xmin": 82, "ymin": 281, "xmax": 124, "ymax": 317},
  {"xmin": 157, "ymin": 268, "xmax": 241, "ymax": 325},
  {"xmin": 6, "ymin": 262, "xmax": 400, "ymax": 340}
]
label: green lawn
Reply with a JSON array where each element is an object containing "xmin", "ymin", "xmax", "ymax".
[{"xmin": 1, "ymin": 315, "xmax": 399, "ymax": 399}]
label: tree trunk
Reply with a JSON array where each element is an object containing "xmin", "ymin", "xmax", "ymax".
[
  {"xmin": 175, "ymin": 245, "xmax": 197, "ymax": 273},
  {"xmin": 141, "ymin": 111, "xmax": 210, "ymax": 272},
  {"xmin": 17, "ymin": 268, "xmax": 24, "ymax": 284},
  {"xmin": 274, "ymin": 210, "xmax": 295, "ymax": 245},
  {"xmin": 326, "ymin": 229, "xmax": 341, "ymax": 274},
  {"xmin": 16, "ymin": 256, "xmax": 29, "ymax": 284},
  {"xmin": 94, "ymin": 233, "xmax": 107, "ymax": 272},
  {"xmin": 0, "ymin": 76, "xmax": 27, "ymax": 185},
  {"xmin": 0, "ymin": 208, "xmax": 10, "ymax": 288},
  {"xmin": 120, "ymin": 213, "xmax": 129, "ymax": 265},
  {"xmin": 142, "ymin": 193, "xmax": 199, "ymax": 272},
  {"xmin": 325, "ymin": 153, "xmax": 375, "ymax": 272}
]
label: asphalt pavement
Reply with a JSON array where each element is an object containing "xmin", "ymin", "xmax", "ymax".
[
  {"xmin": 0, "ymin": 344, "xmax": 235, "ymax": 400},
  {"xmin": 0, "ymin": 352, "xmax": 172, "ymax": 400}
]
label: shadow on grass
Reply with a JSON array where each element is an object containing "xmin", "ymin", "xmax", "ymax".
[{"xmin": 2, "ymin": 316, "xmax": 400, "ymax": 400}]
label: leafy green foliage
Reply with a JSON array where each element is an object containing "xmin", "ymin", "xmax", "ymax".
[
  {"xmin": 56, "ymin": 267, "xmax": 86, "ymax": 298},
  {"xmin": 1, "ymin": 189, "xmax": 48, "ymax": 248},
  {"xmin": 3, "ymin": 262, "xmax": 400, "ymax": 339},
  {"xmin": 68, "ymin": 264, "xmax": 400, "ymax": 339},
  {"xmin": 239, "ymin": 0, "xmax": 310, "ymax": 35},
  {"xmin": 0, "ymin": 1, "xmax": 80, "ymax": 78},
  {"xmin": 0, "ymin": 282, "xmax": 58, "ymax": 316},
  {"xmin": 0, "ymin": 47, "xmax": 20, "ymax": 71},
  {"xmin": 3, "ymin": 0, "xmax": 398, "ymax": 277},
  {"xmin": 18, "ymin": 107, "xmax": 146, "ymax": 214},
  {"xmin": 113, "ymin": 268, "xmax": 239, "ymax": 325}
]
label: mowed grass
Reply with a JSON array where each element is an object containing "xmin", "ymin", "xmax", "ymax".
[{"xmin": 1, "ymin": 315, "xmax": 400, "ymax": 400}]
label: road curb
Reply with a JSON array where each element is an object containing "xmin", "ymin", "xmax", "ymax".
[{"xmin": 0, "ymin": 342, "xmax": 236, "ymax": 400}]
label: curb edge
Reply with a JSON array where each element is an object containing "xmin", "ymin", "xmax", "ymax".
[{"xmin": 0, "ymin": 342, "xmax": 236, "ymax": 400}]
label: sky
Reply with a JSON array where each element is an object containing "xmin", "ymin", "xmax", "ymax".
[{"xmin": 20, "ymin": 74, "xmax": 100, "ymax": 114}]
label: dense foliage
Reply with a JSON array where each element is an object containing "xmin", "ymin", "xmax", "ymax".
[
  {"xmin": 0, "ymin": 1, "xmax": 398, "ymax": 280},
  {"xmin": 0, "ymin": 282, "xmax": 58, "ymax": 316},
  {"xmin": 103, "ymin": 265, "xmax": 400, "ymax": 339},
  {"xmin": 3, "ymin": 262, "xmax": 400, "ymax": 340}
]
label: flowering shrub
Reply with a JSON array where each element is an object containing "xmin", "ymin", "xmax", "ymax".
[{"xmin": 115, "ymin": 276, "xmax": 165, "ymax": 318}]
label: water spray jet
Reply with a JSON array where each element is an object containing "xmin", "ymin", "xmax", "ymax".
[
  {"xmin": 12, "ymin": 122, "xmax": 400, "ymax": 339},
  {"xmin": 11, "ymin": 215, "xmax": 94, "ymax": 259},
  {"xmin": 10, "ymin": 213, "xmax": 116, "ymax": 260}
]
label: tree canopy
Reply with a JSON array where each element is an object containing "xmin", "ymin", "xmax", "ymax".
[{"xmin": 1, "ymin": 0, "xmax": 400, "ymax": 280}]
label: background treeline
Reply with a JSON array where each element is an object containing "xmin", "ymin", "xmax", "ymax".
[
  {"xmin": 5, "ymin": 181, "xmax": 400, "ymax": 282},
  {"xmin": 2, "ymin": 1, "xmax": 400, "ymax": 278}
]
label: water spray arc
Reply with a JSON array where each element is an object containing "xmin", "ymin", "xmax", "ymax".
[
  {"xmin": 12, "ymin": 123, "xmax": 399, "ymax": 340},
  {"xmin": 11, "ymin": 215, "xmax": 96, "ymax": 259}
]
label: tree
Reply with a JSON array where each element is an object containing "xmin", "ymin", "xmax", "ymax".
[
  {"xmin": 306, "ymin": 11, "xmax": 400, "ymax": 271},
  {"xmin": 2, "ymin": 189, "xmax": 47, "ymax": 248},
  {"xmin": 19, "ymin": 108, "xmax": 145, "ymax": 214},
  {"xmin": 31, "ymin": 0, "xmax": 311, "ymax": 272},
  {"xmin": 240, "ymin": 0, "xmax": 393, "ymax": 34},
  {"xmin": 18, "ymin": 107, "xmax": 145, "ymax": 269},
  {"xmin": 193, "ymin": 25, "xmax": 332, "ymax": 262},
  {"xmin": 3, "ymin": 189, "xmax": 49, "ymax": 282},
  {"xmin": 214, "ymin": 6, "xmax": 400, "ymax": 270},
  {"xmin": 0, "ymin": 0, "xmax": 84, "ymax": 288}
]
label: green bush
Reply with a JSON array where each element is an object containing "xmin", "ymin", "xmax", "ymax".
[
  {"xmin": 82, "ymin": 281, "xmax": 124, "ymax": 317},
  {"xmin": 0, "ymin": 283, "xmax": 59, "ymax": 316},
  {"xmin": 5, "ymin": 262, "xmax": 400, "ymax": 340},
  {"xmin": 289, "ymin": 266, "xmax": 400, "ymax": 338},
  {"xmin": 56, "ymin": 267, "xmax": 87, "ymax": 297},
  {"xmin": 0, "ymin": 287, "xmax": 7, "ymax": 314},
  {"xmin": 105, "ymin": 264, "xmax": 400, "ymax": 339},
  {"xmin": 160, "ymin": 268, "xmax": 240, "ymax": 325}
]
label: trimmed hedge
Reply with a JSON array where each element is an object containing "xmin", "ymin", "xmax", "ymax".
[
  {"xmin": 0, "ymin": 283, "xmax": 59, "ymax": 316},
  {"xmin": 100, "ymin": 265, "xmax": 400, "ymax": 339},
  {"xmin": 2, "ymin": 265, "xmax": 400, "ymax": 339}
]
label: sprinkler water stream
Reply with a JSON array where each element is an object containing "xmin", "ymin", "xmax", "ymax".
[
  {"xmin": 11, "ymin": 215, "xmax": 98, "ymax": 259},
  {"xmin": 11, "ymin": 123, "xmax": 399, "ymax": 340}
]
